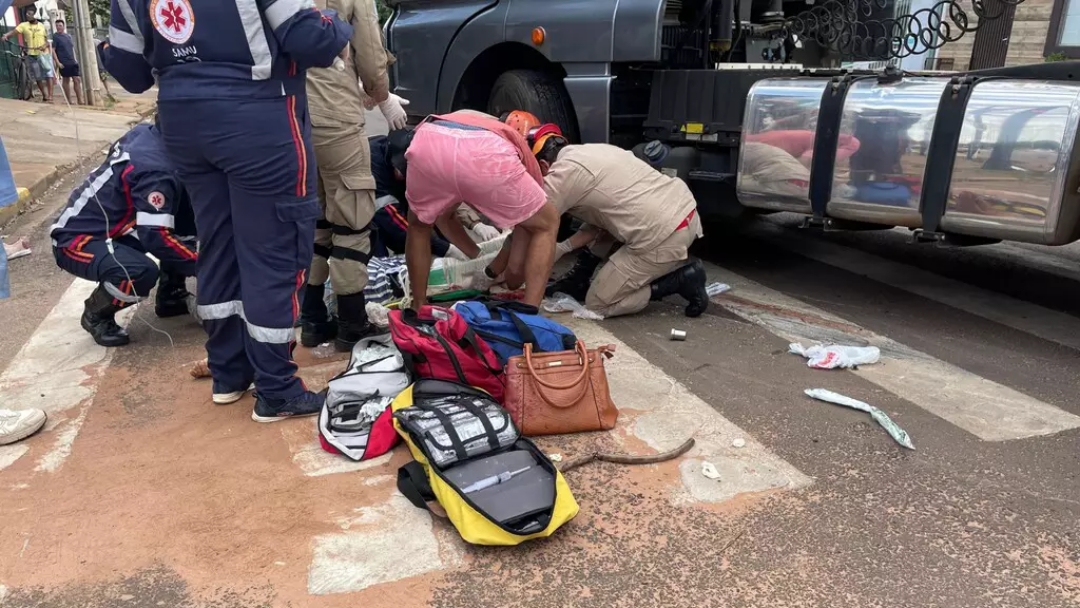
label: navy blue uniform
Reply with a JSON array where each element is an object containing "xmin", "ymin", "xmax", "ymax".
[
  {"xmin": 51, "ymin": 124, "xmax": 197, "ymax": 307},
  {"xmin": 368, "ymin": 135, "xmax": 449, "ymax": 258},
  {"xmin": 101, "ymin": 0, "xmax": 351, "ymax": 402}
]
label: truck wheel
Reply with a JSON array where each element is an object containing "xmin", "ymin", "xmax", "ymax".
[{"xmin": 487, "ymin": 70, "xmax": 580, "ymax": 142}]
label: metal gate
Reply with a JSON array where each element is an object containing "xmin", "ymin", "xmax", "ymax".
[{"xmin": 969, "ymin": 0, "xmax": 1018, "ymax": 69}]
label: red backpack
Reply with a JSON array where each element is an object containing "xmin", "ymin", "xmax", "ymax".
[{"xmin": 388, "ymin": 306, "xmax": 506, "ymax": 400}]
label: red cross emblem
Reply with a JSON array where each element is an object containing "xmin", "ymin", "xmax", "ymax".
[
  {"xmin": 161, "ymin": 2, "xmax": 186, "ymax": 33},
  {"xmin": 148, "ymin": 191, "xmax": 166, "ymax": 210},
  {"xmin": 151, "ymin": 0, "xmax": 195, "ymax": 44}
]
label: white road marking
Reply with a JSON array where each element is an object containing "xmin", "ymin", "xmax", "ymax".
[
  {"xmin": 705, "ymin": 262, "xmax": 1080, "ymax": 442},
  {"xmin": 307, "ymin": 494, "xmax": 464, "ymax": 596},
  {"xmin": 754, "ymin": 222, "xmax": 1080, "ymax": 352},
  {"xmin": 0, "ymin": 278, "xmax": 130, "ymax": 472}
]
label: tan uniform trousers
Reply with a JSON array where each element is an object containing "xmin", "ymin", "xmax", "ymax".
[
  {"xmin": 309, "ymin": 123, "xmax": 376, "ymax": 296},
  {"xmin": 584, "ymin": 214, "xmax": 701, "ymax": 318}
]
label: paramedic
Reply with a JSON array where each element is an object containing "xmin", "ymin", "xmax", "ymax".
[
  {"xmin": 300, "ymin": 0, "xmax": 410, "ymax": 351},
  {"xmin": 100, "ymin": 0, "xmax": 352, "ymax": 420},
  {"xmin": 534, "ymin": 129, "xmax": 709, "ymax": 318},
  {"xmin": 393, "ymin": 111, "xmax": 560, "ymax": 309},
  {"xmin": 50, "ymin": 124, "xmax": 197, "ymax": 346}
]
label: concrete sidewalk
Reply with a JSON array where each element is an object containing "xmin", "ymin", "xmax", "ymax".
[{"xmin": 0, "ymin": 89, "xmax": 157, "ymax": 226}]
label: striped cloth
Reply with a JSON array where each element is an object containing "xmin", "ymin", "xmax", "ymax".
[{"xmin": 364, "ymin": 255, "xmax": 407, "ymax": 305}]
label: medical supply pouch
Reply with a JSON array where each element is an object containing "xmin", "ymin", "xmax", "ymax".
[
  {"xmin": 319, "ymin": 334, "xmax": 410, "ymax": 461},
  {"xmin": 391, "ymin": 379, "xmax": 578, "ymax": 546}
]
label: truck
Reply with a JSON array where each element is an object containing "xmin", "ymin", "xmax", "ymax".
[{"xmin": 383, "ymin": 0, "xmax": 1080, "ymax": 247}]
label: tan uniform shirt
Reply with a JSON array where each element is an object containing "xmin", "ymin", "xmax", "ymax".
[
  {"xmin": 307, "ymin": 0, "xmax": 390, "ymax": 128},
  {"xmin": 543, "ymin": 144, "xmax": 698, "ymax": 251}
]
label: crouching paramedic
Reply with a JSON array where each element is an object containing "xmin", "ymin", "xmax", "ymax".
[
  {"xmin": 300, "ymin": 0, "xmax": 410, "ymax": 351},
  {"xmin": 393, "ymin": 111, "xmax": 561, "ymax": 308},
  {"xmin": 535, "ymin": 130, "xmax": 710, "ymax": 318},
  {"xmin": 101, "ymin": 0, "xmax": 352, "ymax": 419},
  {"xmin": 50, "ymin": 123, "xmax": 197, "ymax": 346}
]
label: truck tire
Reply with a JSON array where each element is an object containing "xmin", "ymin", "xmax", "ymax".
[{"xmin": 487, "ymin": 70, "xmax": 580, "ymax": 142}]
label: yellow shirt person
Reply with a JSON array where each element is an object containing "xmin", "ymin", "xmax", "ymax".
[{"xmin": 14, "ymin": 20, "xmax": 48, "ymax": 56}]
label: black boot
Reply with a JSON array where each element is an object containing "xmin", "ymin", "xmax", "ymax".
[
  {"xmin": 335, "ymin": 292, "xmax": 378, "ymax": 352},
  {"xmin": 81, "ymin": 285, "xmax": 131, "ymax": 347},
  {"xmin": 154, "ymin": 270, "xmax": 192, "ymax": 318},
  {"xmin": 300, "ymin": 283, "xmax": 337, "ymax": 347},
  {"xmin": 545, "ymin": 250, "xmax": 602, "ymax": 302},
  {"xmin": 650, "ymin": 259, "xmax": 709, "ymax": 318}
]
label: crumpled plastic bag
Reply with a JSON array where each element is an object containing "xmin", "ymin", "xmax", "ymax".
[
  {"xmin": 805, "ymin": 388, "xmax": 915, "ymax": 450},
  {"xmin": 366, "ymin": 301, "xmax": 390, "ymax": 328},
  {"xmin": 541, "ymin": 292, "xmax": 604, "ymax": 320},
  {"xmin": 789, "ymin": 343, "xmax": 880, "ymax": 369}
]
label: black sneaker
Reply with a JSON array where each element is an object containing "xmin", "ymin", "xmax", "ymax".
[{"xmin": 251, "ymin": 390, "xmax": 325, "ymax": 423}]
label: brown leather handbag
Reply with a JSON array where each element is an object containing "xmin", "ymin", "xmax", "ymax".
[{"xmin": 503, "ymin": 340, "xmax": 619, "ymax": 436}]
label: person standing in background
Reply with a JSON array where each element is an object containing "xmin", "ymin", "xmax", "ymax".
[
  {"xmin": 101, "ymin": 0, "xmax": 352, "ymax": 422},
  {"xmin": 1, "ymin": 4, "xmax": 53, "ymax": 102},
  {"xmin": 299, "ymin": 0, "xmax": 408, "ymax": 352},
  {"xmin": 52, "ymin": 19, "xmax": 84, "ymax": 105}
]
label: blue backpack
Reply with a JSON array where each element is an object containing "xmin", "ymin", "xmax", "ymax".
[{"xmin": 456, "ymin": 300, "xmax": 577, "ymax": 364}]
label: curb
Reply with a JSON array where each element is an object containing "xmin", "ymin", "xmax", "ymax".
[{"xmin": 0, "ymin": 101, "xmax": 158, "ymax": 229}]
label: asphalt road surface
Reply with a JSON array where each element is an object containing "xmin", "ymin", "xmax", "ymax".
[{"xmin": 0, "ymin": 117, "xmax": 1077, "ymax": 607}]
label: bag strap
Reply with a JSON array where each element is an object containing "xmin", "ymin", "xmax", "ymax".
[
  {"xmin": 328, "ymin": 354, "xmax": 396, "ymax": 381},
  {"xmin": 460, "ymin": 327, "xmax": 505, "ymax": 377},
  {"xmin": 416, "ymin": 403, "xmax": 470, "ymax": 463},
  {"xmin": 483, "ymin": 300, "xmax": 542, "ymax": 350},
  {"xmin": 456, "ymin": 398, "xmax": 502, "ymax": 451},
  {"xmin": 397, "ymin": 462, "xmax": 436, "ymax": 511},
  {"xmin": 523, "ymin": 341, "xmax": 593, "ymax": 408}
]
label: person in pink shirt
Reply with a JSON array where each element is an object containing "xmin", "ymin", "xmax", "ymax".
[{"xmin": 394, "ymin": 110, "xmax": 561, "ymax": 308}]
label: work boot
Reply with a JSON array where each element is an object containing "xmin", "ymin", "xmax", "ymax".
[
  {"xmin": 335, "ymin": 292, "xmax": 378, "ymax": 352},
  {"xmin": 300, "ymin": 283, "xmax": 337, "ymax": 347},
  {"xmin": 251, "ymin": 389, "xmax": 325, "ymax": 423},
  {"xmin": 545, "ymin": 250, "xmax": 602, "ymax": 302},
  {"xmin": 154, "ymin": 270, "xmax": 192, "ymax": 318},
  {"xmin": 650, "ymin": 258, "xmax": 709, "ymax": 318},
  {"xmin": 81, "ymin": 285, "xmax": 131, "ymax": 347}
]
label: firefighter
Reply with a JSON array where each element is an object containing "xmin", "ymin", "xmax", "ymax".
[
  {"xmin": 100, "ymin": 0, "xmax": 352, "ymax": 421},
  {"xmin": 50, "ymin": 123, "xmax": 197, "ymax": 347},
  {"xmin": 526, "ymin": 123, "xmax": 709, "ymax": 318},
  {"xmin": 299, "ymin": 0, "xmax": 410, "ymax": 351}
]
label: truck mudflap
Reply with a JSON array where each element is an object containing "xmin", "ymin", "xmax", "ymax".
[{"xmin": 738, "ymin": 70, "xmax": 1080, "ymax": 247}]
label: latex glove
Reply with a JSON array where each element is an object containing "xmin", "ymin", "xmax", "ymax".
[
  {"xmin": 445, "ymin": 244, "xmax": 470, "ymax": 261},
  {"xmin": 472, "ymin": 222, "xmax": 502, "ymax": 242},
  {"xmin": 553, "ymin": 239, "xmax": 574, "ymax": 262},
  {"xmin": 379, "ymin": 94, "xmax": 410, "ymax": 130}
]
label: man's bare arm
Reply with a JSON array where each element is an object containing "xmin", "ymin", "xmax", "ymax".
[{"xmin": 405, "ymin": 211, "xmax": 434, "ymax": 309}]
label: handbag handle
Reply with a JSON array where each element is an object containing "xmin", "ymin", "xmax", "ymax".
[{"xmin": 523, "ymin": 341, "xmax": 593, "ymax": 408}]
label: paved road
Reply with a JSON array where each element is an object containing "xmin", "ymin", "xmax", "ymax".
[{"xmin": 0, "ymin": 122, "xmax": 1078, "ymax": 606}]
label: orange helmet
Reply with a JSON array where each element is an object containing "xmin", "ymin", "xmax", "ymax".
[
  {"xmin": 526, "ymin": 123, "xmax": 565, "ymax": 155},
  {"xmin": 501, "ymin": 110, "xmax": 542, "ymax": 137}
]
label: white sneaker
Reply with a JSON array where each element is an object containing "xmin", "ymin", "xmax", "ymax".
[
  {"xmin": 0, "ymin": 409, "xmax": 47, "ymax": 446},
  {"xmin": 212, "ymin": 384, "xmax": 255, "ymax": 405}
]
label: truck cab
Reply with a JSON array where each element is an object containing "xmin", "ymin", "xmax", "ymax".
[{"xmin": 384, "ymin": 0, "xmax": 1080, "ymax": 247}]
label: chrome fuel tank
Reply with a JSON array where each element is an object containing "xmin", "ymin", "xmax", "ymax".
[
  {"xmin": 940, "ymin": 80, "xmax": 1080, "ymax": 245},
  {"xmin": 826, "ymin": 77, "xmax": 951, "ymax": 227},
  {"xmin": 737, "ymin": 78, "xmax": 829, "ymax": 214}
]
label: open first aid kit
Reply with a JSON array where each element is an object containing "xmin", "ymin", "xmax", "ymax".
[
  {"xmin": 391, "ymin": 379, "xmax": 578, "ymax": 546},
  {"xmin": 319, "ymin": 334, "xmax": 411, "ymax": 461}
]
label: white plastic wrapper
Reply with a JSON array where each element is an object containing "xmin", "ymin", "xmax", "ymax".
[
  {"xmin": 805, "ymin": 388, "xmax": 915, "ymax": 450},
  {"xmin": 789, "ymin": 343, "xmax": 880, "ymax": 369},
  {"xmin": 366, "ymin": 301, "xmax": 391, "ymax": 328},
  {"xmin": 706, "ymin": 282, "xmax": 731, "ymax": 297},
  {"xmin": 541, "ymin": 292, "xmax": 605, "ymax": 320}
]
